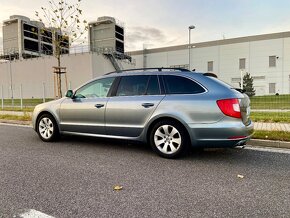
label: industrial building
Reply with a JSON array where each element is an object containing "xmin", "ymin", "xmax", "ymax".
[
  {"xmin": 1, "ymin": 15, "xmax": 69, "ymax": 60},
  {"xmin": 0, "ymin": 16, "xmax": 134, "ymax": 99},
  {"xmin": 131, "ymin": 31, "xmax": 290, "ymax": 96},
  {"xmin": 89, "ymin": 16, "xmax": 125, "ymax": 54},
  {"xmin": 1, "ymin": 15, "xmax": 290, "ymax": 99}
]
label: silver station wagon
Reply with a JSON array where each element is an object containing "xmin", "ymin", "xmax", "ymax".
[{"xmin": 32, "ymin": 68, "xmax": 254, "ymax": 158}]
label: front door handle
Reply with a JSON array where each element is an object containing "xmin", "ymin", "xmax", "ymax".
[
  {"xmin": 95, "ymin": 104, "xmax": 104, "ymax": 108},
  {"xmin": 142, "ymin": 103, "xmax": 155, "ymax": 108}
]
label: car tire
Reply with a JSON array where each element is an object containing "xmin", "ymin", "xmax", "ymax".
[
  {"xmin": 150, "ymin": 120, "xmax": 189, "ymax": 158},
  {"xmin": 36, "ymin": 113, "xmax": 60, "ymax": 142}
]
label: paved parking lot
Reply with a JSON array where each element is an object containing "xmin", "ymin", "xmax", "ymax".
[{"xmin": 0, "ymin": 124, "xmax": 289, "ymax": 218}]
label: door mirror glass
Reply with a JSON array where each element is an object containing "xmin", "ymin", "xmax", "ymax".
[{"xmin": 65, "ymin": 90, "xmax": 74, "ymax": 98}]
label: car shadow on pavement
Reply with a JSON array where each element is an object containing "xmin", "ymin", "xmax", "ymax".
[
  {"xmin": 60, "ymin": 135, "xmax": 153, "ymax": 153},
  {"xmin": 59, "ymin": 135, "xmax": 252, "ymax": 161}
]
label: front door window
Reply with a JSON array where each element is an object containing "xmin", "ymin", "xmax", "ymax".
[{"xmin": 74, "ymin": 77, "xmax": 115, "ymax": 98}]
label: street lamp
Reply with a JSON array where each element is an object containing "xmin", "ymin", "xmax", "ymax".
[
  {"xmin": 188, "ymin": 25, "xmax": 195, "ymax": 70},
  {"xmin": 9, "ymin": 54, "xmax": 14, "ymax": 108}
]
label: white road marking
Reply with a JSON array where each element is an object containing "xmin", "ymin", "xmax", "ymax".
[
  {"xmin": 0, "ymin": 122, "xmax": 31, "ymax": 128},
  {"xmin": 245, "ymin": 146, "xmax": 290, "ymax": 154},
  {"xmin": 19, "ymin": 209, "xmax": 55, "ymax": 218}
]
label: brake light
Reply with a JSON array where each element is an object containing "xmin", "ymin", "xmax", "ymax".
[{"xmin": 216, "ymin": 98, "xmax": 241, "ymax": 119}]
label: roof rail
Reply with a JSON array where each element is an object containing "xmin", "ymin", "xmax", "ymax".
[{"xmin": 105, "ymin": 67, "xmax": 191, "ymax": 75}]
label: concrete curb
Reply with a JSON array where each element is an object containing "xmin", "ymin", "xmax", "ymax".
[
  {"xmin": 0, "ymin": 119, "xmax": 31, "ymax": 126},
  {"xmin": 0, "ymin": 120, "xmax": 290, "ymax": 149},
  {"xmin": 249, "ymin": 139, "xmax": 290, "ymax": 149}
]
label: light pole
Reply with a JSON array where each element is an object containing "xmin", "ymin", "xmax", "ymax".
[
  {"xmin": 188, "ymin": 25, "xmax": 195, "ymax": 70},
  {"xmin": 240, "ymin": 69, "xmax": 244, "ymax": 89},
  {"xmin": 9, "ymin": 54, "xmax": 14, "ymax": 108}
]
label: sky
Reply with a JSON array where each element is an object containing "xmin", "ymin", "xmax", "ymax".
[{"xmin": 1, "ymin": 0, "xmax": 290, "ymax": 51}]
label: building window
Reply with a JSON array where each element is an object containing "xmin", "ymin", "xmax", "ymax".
[
  {"xmin": 239, "ymin": 58, "xmax": 246, "ymax": 70},
  {"xmin": 269, "ymin": 56, "xmax": 276, "ymax": 67},
  {"xmin": 231, "ymin": 78, "xmax": 241, "ymax": 83},
  {"xmin": 269, "ymin": 83, "xmax": 276, "ymax": 94},
  {"xmin": 207, "ymin": 61, "xmax": 213, "ymax": 72}
]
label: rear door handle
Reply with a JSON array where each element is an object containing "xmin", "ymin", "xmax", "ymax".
[
  {"xmin": 95, "ymin": 104, "xmax": 104, "ymax": 108},
  {"xmin": 142, "ymin": 103, "xmax": 155, "ymax": 108}
]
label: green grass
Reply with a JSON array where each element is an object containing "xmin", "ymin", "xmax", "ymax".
[
  {"xmin": 251, "ymin": 111, "xmax": 290, "ymax": 123},
  {"xmin": 253, "ymin": 130, "xmax": 290, "ymax": 141},
  {"xmin": 250, "ymin": 94, "xmax": 290, "ymax": 110},
  {"xmin": 1, "ymin": 98, "xmax": 53, "ymax": 107},
  {"xmin": 1, "ymin": 95, "xmax": 290, "ymax": 123},
  {"xmin": 0, "ymin": 107, "xmax": 34, "ymax": 112}
]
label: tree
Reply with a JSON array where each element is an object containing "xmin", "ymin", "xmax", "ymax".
[
  {"xmin": 35, "ymin": 0, "xmax": 88, "ymax": 97},
  {"xmin": 242, "ymin": 72, "xmax": 255, "ymax": 97}
]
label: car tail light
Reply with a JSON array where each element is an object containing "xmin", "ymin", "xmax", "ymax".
[{"xmin": 216, "ymin": 98, "xmax": 241, "ymax": 119}]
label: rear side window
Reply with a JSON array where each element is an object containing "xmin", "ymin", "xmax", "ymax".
[
  {"xmin": 116, "ymin": 75, "xmax": 161, "ymax": 96},
  {"xmin": 146, "ymin": 76, "xmax": 160, "ymax": 95},
  {"xmin": 116, "ymin": 75, "xmax": 148, "ymax": 96},
  {"xmin": 163, "ymin": 75, "xmax": 205, "ymax": 94}
]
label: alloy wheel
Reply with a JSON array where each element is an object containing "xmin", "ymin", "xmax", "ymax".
[
  {"xmin": 154, "ymin": 124, "xmax": 181, "ymax": 155},
  {"xmin": 38, "ymin": 117, "xmax": 54, "ymax": 140}
]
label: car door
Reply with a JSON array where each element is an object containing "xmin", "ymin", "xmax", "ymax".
[
  {"xmin": 59, "ymin": 77, "xmax": 115, "ymax": 135},
  {"xmin": 105, "ymin": 75, "xmax": 165, "ymax": 137}
]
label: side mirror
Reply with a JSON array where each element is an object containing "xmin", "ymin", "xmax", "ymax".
[{"xmin": 65, "ymin": 90, "xmax": 74, "ymax": 98}]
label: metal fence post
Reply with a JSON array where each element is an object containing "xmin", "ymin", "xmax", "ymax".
[
  {"xmin": 43, "ymin": 83, "xmax": 46, "ymax": 103},
  {"xmin": 20, "ymin": 84, "xmax": 23, "ymax": 110},
  {"xmin": 1, "ymin": 85, "xmax": 3, "ymax": 109}
]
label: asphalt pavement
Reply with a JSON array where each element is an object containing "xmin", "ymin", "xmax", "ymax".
[{"xmin": 0, "ymin": 124, "xmax": 289, "ymax": 218}]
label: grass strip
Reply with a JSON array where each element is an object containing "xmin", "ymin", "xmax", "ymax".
[
  {"xmin": 0, "ymin": 107, "xmax": 34, "ymax": 112},
  {"xmin": 253, "ymin": 130, "xmax": 290, "ymax": 141},
  {"xmin": 251, "ymin": 111, "xmax": 290, "ymax": 123},
  {"xmin": 250, "ymin": 94, "xmax": 290, "ymax": 110},
  {"xmin": 0, "ymin": 114, "xmax": 31, "ymax": 122}
]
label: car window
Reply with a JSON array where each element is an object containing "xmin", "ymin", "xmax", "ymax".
[
  {"xmin": 146, "ymin": 75, "xmax": 160, "ymax": 95},
  {"xmin": 116, "ymin": 75, "xmax": 149, "ymax": 96},
  {"xmin": 164, "ymin": 75, "xmax": 205, "ymax": 94},
  {"xmin": 74, "ymin": 77, "xmax": 115, "ymax": 98},
  {"xmin": 206, "ymin": 76, "xmax": 233, "ymax": 89}
]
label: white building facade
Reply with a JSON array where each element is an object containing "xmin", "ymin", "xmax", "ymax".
[
  {"xmin": 131, "ymin": 32, "xmax": 290, "ymax": 96},
  {"xmin": 0, "ymin": 52, "xmax": 134, "ymax": 99},
  {"xmin": 1, "ymin": 31, "xmax": 290, "ymax": 99}
]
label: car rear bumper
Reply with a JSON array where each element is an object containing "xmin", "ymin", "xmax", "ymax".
[{"xmin": 188, "ymin": 119, "xmax": 254, "ymax": 148}]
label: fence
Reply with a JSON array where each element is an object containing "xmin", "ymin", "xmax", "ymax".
[
  {"xmin": 250, "ymin": 94, "xmax": 290, "ymax": 123},
  {"xmin": 0, "ymin": 45, "xmax": 136, "ymax": 66},
  {"xmin": 0, "ymin": 83, "xmax": 54, "ymax": 110}
]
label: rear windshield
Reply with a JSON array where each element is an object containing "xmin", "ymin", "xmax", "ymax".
[
  {"xmin": 205, "ymin": 75, "xmax": 246, "ymax": 94},
  {"xmin": 206, "ymin": 76, "xmax": 234, "ymax": 89}
]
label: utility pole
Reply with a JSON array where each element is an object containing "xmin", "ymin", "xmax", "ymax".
[
  {"xmin": 9, "ymin": 54, "xmax": 14, "ymax": 108},
  {"xmin": 188, "ymin": 25, "xmax": 195, "ymax": 70}
]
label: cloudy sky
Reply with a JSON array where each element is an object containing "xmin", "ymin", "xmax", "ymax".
[{"xmin": 1, "ymin": 0, "xmax": 290, "ymax": 51}]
